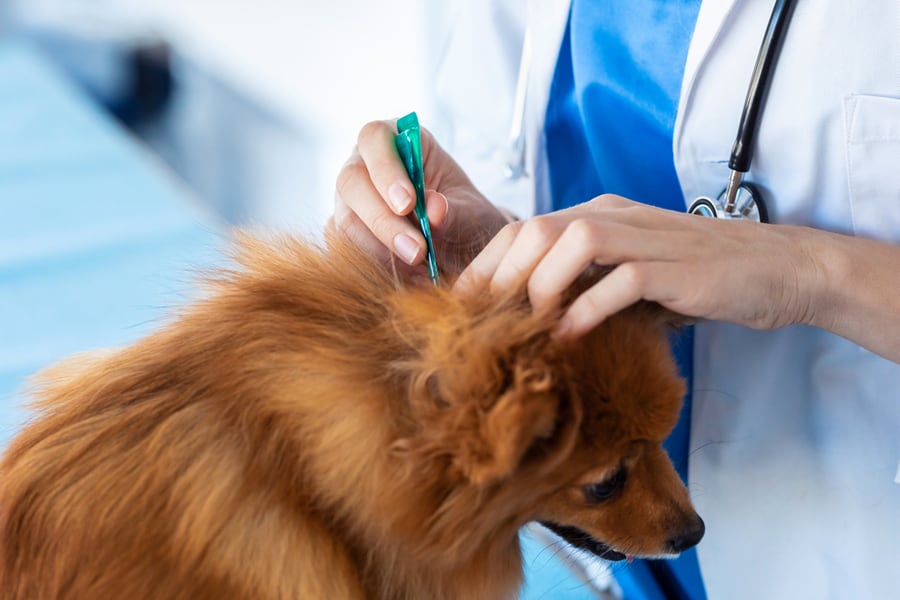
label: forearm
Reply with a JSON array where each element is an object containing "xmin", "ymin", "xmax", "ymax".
[{"xmin": 804, "ymin": 229, "xmax": 900, "ymax": 362}]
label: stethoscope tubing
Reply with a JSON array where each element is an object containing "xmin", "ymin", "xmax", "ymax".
[
  {"xmin": 729, "ymin": 0, "xmax": 799, "ymax": 174},
  {"xmin": 691, "ymin": 0, "xmax": 799, "ymax": 222}
]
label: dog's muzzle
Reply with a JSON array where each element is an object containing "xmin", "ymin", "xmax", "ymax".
[{"xmin": 539, "ymin": 521, "xmax": 628, "ymax": 562}]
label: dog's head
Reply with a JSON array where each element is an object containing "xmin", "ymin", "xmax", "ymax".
[
  {"xmin": 223, "ymin": 235, "xmax": 702, "ymax": 567},
  {"xmin": 389, "ymin": 279, "xmax": 704, "ymax": 563}
]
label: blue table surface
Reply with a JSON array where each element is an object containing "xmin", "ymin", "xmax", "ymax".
[
  {"xmin": 0, "ymin": 38, "xmax": 601, "ymax": 599},
  {"xmin": 0, "ymin": 38, "xmax": 224, "ymax": 445}
]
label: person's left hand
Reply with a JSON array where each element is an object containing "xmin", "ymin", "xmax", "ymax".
[{"xmin": 455, "ymin": 195, "xmax": 828, "ymax": 339}]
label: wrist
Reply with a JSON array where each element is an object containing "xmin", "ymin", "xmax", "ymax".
[
  {"xmin": 795, "ymin": 228, "xmax": 900, "ymax": 361},
  {"xmin": 795, "ymin": 227, "xmax": 850, "ymax": 331}
]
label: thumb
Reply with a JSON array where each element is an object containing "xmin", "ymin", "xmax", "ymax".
[{"xmin": 425, "ymin": 190, "xmax": 450, "ymax": 228}]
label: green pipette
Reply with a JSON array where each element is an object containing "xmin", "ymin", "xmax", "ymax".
[{"xmin": 395, "ymin": 112, "xmax": 439, "ymax": 285}]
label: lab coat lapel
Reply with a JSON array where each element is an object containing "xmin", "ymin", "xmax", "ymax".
[
  {"xmin": 673, "ymin": 0, "xmax": 741, "ymax": 199},
  {"xmin": 526, "ymin": 0, "xmax": 570, "ymax": 213}
]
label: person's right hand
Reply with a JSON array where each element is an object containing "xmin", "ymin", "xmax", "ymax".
[{"xmin": 331, "ymin": 119, "xmax": 510, "ymax": 277}]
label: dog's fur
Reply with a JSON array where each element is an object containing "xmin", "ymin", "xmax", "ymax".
[{"xmin": 0, "ymin": 234, "xmax": 703, "ymax": 599}]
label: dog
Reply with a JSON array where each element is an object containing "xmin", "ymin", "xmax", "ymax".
[{"xmin": 0, "ymin": 233, "xmax": 704, "ymax": 599}]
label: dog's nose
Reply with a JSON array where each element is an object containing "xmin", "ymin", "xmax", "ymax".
[{"xmin": 667, "ymin": 516, "xmax": 705, "ymax": 554}]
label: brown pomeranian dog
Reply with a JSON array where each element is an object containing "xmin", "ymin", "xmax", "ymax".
[{"xmin": 0, "ymin": 233, "xmax": 703, "ymax": 600}]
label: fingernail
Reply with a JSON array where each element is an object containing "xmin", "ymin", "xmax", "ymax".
[
  {"xmin": 393, "ymin": 233, "xmax": 422, "ymax": 265},
  {"xmin": 388, "ymin": 183, "xmax": 412, "ymax": 213}
]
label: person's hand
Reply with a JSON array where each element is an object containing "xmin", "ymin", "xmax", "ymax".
[
  {"xmin": 331, "ymin": 119, "xmax": 510, "ymax": 276},
  {"xmin": 455, "ymin": 195, "xmax": 831, "ymax": 339}
]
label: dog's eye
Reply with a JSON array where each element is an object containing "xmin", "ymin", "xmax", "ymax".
[{"xmin": 583, "ymin": 467, "xmax": 627, "ymax": 503}]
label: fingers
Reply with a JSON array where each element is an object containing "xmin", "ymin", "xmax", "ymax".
[
  {"xmin": 334, "ymin": 150, "xmax": 426, "ymax": 264},
  {"xmin": 356, "ymin": 120, "xmax": 416, "ymax": 214},
  {"xmin": 554, "ymin": 263, "xmax": 658, "ymax": 339},
  {"xmin": 330, "ymin": 201, "xmax": 391, "ymax": 263},
  {"xmin": 334, "ymin": 122, "xmax": 426, "ymax": 266},
  {"xmin": 456, "ymin": 212, "xmax": 680, "ymax": 299},
  {"xmin": 454, "ymin": 221, "xmax": 522, "ymax": 292},
  {"xmin": 554, "ymin": 260, "xmax": 699, "ymax": 339},
  {"xmin": 453, "ymin": 199, "xmax": 711, "ymax": 339},
  {"xmin": 335, "ymin": 119, "xmax": 459, "ymax": 267},
  {"xmin": 527, "ymin": 219, "xmax": 681, "ymax": 311},
  {"xmin": 455, "ymin": 213, "xmax": 587, "ymax": 294},
  {"xmin": 335, "ymin": 115, "xmax": 505, "ymax": 276}
]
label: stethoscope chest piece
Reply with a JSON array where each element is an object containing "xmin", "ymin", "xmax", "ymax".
[{"xmin": 689, "ymin": 181, "xmax": 769, "ymax": 223}]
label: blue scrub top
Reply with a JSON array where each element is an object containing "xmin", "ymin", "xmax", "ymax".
[{"xmin": 543, "ymin": 2, "xmax": 705, "ymax": 599}]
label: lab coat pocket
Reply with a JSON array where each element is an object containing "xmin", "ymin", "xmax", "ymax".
[{"xmin": 844, "ymin": 94, "xmax": 900, "ymax": 243}]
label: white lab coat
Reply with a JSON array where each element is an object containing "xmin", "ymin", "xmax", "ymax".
[{"xmin": 433, "ymin": 1, "xmax": 900, "ymax": 598}]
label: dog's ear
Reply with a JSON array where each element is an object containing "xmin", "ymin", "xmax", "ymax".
[
  {"xmin": 395, "ymin": 287, "xmax": 576, "ymax": 487},
  {"xmin": 403, "ymin": 350, "xmax": 569, "ymax": 488},
  {"xmin": 449, "ymin": 363, "xmax": 567, "ymax": 487}
]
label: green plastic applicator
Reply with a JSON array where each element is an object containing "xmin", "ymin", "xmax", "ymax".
[{"xmin": 395, "ymin": 112, "xmax": 439, "ymax": 285}]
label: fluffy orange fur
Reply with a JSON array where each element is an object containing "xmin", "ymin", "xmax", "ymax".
[{"xmin": 0, "ymin": 233, "xmax": 703, "ymax": 599}]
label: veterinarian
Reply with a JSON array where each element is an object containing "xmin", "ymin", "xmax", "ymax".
[{"xmin": 332, "ymin": 1, "xmax": 900, "ymax": 598}]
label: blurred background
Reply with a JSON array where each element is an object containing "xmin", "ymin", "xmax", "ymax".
[{"xmin": 2, "ymin": 0, "xmax": 451, "ymax": 231}]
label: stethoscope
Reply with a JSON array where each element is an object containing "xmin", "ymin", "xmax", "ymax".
[
  {"xmin": 687, "ymin": 0, "xmax": 798, "ymax": 223},
  {"xmin": 503, "ymin": 0, "xmax": 799, "ymax": 224}
]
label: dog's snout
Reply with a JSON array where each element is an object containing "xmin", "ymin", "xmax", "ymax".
[{"xmin": 667, "ymin": 515, "xmax": 705, "ymax": 554}]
